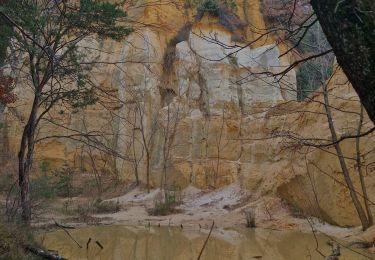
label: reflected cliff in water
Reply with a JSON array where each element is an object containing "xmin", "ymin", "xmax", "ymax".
[{"xmin": 39, "ymin": 225, "xmax": 370, "ymax": 259}]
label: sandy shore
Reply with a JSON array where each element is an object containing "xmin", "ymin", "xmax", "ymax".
[{"xmin": 34, "ymin": 183, "xmax": 370, "ymax": 244}]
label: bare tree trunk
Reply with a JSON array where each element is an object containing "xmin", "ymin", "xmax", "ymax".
[
  {"xmin": 18, "ymin": 95, "xmax": 39, "ymax": 225},
  {"xmin": 214, "ymin": 107, "xmax": 225, "ymax": 187},
  {"xmin": 132, "ymin": 129, "xmax": 140, "ymax": 186},
  {"xmin": 161, "ymin": 105, "xmax": 171, "ymax": 196},
  {"xmin": 137, "ymin": 104, "xmax": 153, "ymax": 194},
  {"xmin": 161, "ymin": 143, "xmax": 167, "ymax": 198},
  {"xmin": 131, "ymin": 111, "xmax": 140, "ymax": 186},
  {"xmin": 356, "ymin": 106, "xmax": 373, "ymax": 226},
  {"xmin": 323, "ymin": 87, "xmax": 370, "ymax": 230},
  {"xmin": 145, "ymin": 150, "xmax": 150, "ymax": 193},
  {"xmin": 87, "ymin": 147, "xmax": 102, "ymax": 197}
]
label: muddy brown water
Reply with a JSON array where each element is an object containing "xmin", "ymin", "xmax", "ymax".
[{"xmin": 39, "ymin": 225, "xmax": 371, "ymax": 259}]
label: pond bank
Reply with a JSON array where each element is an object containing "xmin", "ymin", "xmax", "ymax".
[
  {"xmin": 38, "ymin": 225, "xmax": 372, "ymax": 260},
  {"xmin": 33, "ymin": 183, "xmax": 375, "ymax": 247}
]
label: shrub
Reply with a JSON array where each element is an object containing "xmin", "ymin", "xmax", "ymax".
[
  {"xmin": 92, "ymin": 198, "xmax": 120, "ymax": 214},
  {"xmin": 75, "ymin": 204, "xmax": 91, "ymax": 220},
  {"xmin": 148, "ymin": 190, "xmax": 182, "ymax": 216},
  {"xmin": 197, "ymin": 0, "xmax": 219, "ymax": 16},
  {"xmin": 194, "ymin": 0, "xmax": 236, "ymax": 14},
  {"xmin": 195, "ymin": 0, "xmax": 244, "ymax": 33},
  {"xmin": 148, "ymin": 199, "xmax": 176, "ymax": 216},
  {"xmin": 228, "ymin": 55, "xmax": 238, "ymax": 66},
  {"xmin": 0, "ymin": 223, "xmax": 41, "ymax": 260},
  {"xmin": 53, "ymin": 163, "xmax": 75, "ymax": 198},
  {"xmin": 30, "ymin": 175, "xmax": 56, "ymax": 200},
  {"xmin": 30, "ymin": 162, "xmax": 76, "ymax": 200},
  {"xmin": 39, "ymin": 161, "xmax": 50, "ymax": 175},
  {"xmin": 0, "ymin": 172, "xmax": 17, "ymax": 195}
]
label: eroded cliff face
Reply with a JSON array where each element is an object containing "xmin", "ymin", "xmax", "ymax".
[{"xmin": 1, "ymin": 0, "xmax": 374, "ymax": 227}]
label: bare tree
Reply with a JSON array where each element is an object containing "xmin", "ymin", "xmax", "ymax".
[
  {"xmin": 0, "ymin": 0, "xmax": 132, "ymax": 224},
  {"xmin": 134, "ymin": 97, "xmax": 158, "ymax": 193},
  {"xmin": 130, "ymin": 108, "xmax": 144, "ymax": 186},
  {"xmin": 159, "ymin": 100, "xmax": 183, "ymax": 194},
  {"xmin": 322, "ymin": 79, "xmax": 371, "ymax": 230}
]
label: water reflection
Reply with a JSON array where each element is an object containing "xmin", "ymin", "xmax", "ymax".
[{"xmin": 40, "ymin": 226, "xmax": 370, "ymax": 259}]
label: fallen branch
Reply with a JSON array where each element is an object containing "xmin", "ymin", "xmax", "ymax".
[
  {"xmin": 197, "ymin": 221, "xmax": 215, "ymax": 260},
  {"xmin": 96, "ymin": 241, "xmax": 104, "ymax": 250},
  {"xmin": 325, "ymin": 241, "xmax": 340, "ymax": 260},
  {"xmin": 26, "ymin": 245, "xmax": 67, "ymax": 260},
  {"xmin": 53, "ymin": 219, "xmax": 82, "ymax": 248},
  {"xmin": 86, "ymin": 238, "xmax": 92, "ymax": 249},
  {"xmin": 54, "ymin": 220, "xmax": 75, "ymax": 230},
  {"xmin": 347, "ymin": 240, "xmax": 375, "ymax": 249}
]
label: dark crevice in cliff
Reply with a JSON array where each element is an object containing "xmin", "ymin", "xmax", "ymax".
[
  {"xmin": 198, "ymin": 72, "xmax": 210, "ymax": 118},
  {"xmin": 196, "ymin": 6, "xmax": 246, "ymax": 42},
  {"xmin": 160, "ymin": 23, "xmax": 193, "ymax": 105},
  {"xmin": 162, "ymin": 23, "xmax": 193, "ymax": 76}
]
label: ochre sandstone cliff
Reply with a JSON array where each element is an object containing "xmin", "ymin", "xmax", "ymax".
[{"xmin": 1, "ymin": 0, "xmax": 374, "ymax": 227}]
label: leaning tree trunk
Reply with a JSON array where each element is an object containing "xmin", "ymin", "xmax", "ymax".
[
  {"xmin": 18, "ymin": 95, "xmax": 39, "ymax": 225},
  {"xmin": 356, "ymin": 106, "xmax": 373, "ymax": 226},
  {"xmin": 323, "ymin": 87, "xmax": 370, "ymax": 230},
  {"xmin": 310, "ymin": 0, "xmax": 375, "ymax": 124}
]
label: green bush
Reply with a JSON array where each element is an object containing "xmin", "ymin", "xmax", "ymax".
[
  {"xmin": 228, "ymin": 55, "xmax": 238, "ymax": 66},
  {"xmin": 30, "ymin": 175, "xmax": 56, "ymax": 200},
  {"xmin": 194, "ymin": 0, "xmax": 236, "ymax": 12},
  {"xmin": 39, "ymin": 161, "xmax": 50, "ymax": 175},
  {"xmin": 30, "ymin": 162, "xmax": 76, "ymax": 200},
  {"xmin": 197, "ymin": 0, "xmax": 219, "ymax": 15},
  {"xmin": 53, "ymin": 163, "xmax": 75, "ymax": 197},
  {"xmin": 223, "ymin": 0, "xmax": 236, "ymax": 11}
]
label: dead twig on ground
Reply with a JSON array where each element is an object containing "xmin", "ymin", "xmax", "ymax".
[
  {"xmin": 197, "ymin": 220, "xmax": 215, "ymax": 260},
  {"xmin": 53, "ymin": 219, "xmax": 82, "ymax": 248}
]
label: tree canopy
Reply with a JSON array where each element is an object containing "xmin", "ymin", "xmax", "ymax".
[{"xmin": 311, "ymin": 0, "xmax": 375, "ymax": 123}]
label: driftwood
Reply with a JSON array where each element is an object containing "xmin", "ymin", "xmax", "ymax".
[
  {"xmin": 325, "ymin": 241, "xmax": 340, "ymax": 260},
  {"xmin": 54, "ymin": 220, "xmax": 75, "ymax": 230},
  {"xmin": 86, "ymin": 238, "xmax": 92, "ymax": 250},
  {"xmin": 53, "ymin": 220, "xmax": 82, "ymax": 248},
  {"xmin": 26, "ymin": 245, "xmax": 67, "ymax": 260},
  {"xmin": 347, "ymin": 240, "xmax": 375, "ymax": 249}
]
